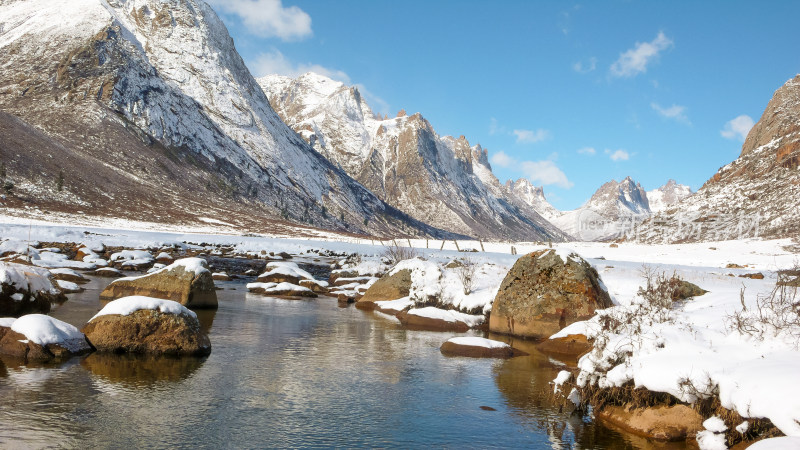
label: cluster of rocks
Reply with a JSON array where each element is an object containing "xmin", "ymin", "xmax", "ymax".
[
  {"xmin": 246, "ymin": 261, "xmax": 329, "ymax": 298},
  {"xmin": 0, "ymin": 257, "xmax": 219, "ymax": 364}
]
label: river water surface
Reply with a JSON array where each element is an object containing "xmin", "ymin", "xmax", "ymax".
[{"xmin": 0, "ymin": 275, "xmax": 683, "ymax": 448}]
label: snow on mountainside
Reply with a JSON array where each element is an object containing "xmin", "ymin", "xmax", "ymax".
[
  {"xmin": 553, "ymin": 176, "xmax": 651, "ymax": 241},
  {"xmin": 258, "ymin": 72, "xmax": 569, "ymax": 241},
  {"xmin": 0, "ymin": 0, "xmax": 449, "ymax": 238},
  {"xmin": 635, "ymin": 75, "xmax": 800, "ymax": 243},
  {"xmin": 505, "ymin": 179, "xmax": 562, "ymax": 223},
  {"xmin": 646, "ymin": 179, "xmax": 693, "ymax": 213}
]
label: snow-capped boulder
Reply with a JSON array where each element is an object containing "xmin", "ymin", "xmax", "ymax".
[
  {"xmin": 256, "ymin": 262, "xmax": 314, "ymax": 285},
  {"xmin": 100, "ymin": 258, "xmax": 217, "ymax": 309},
  {"xmin": 0, "ymin": 262, "xmax": 65, "ymax": 317},
  {"xmin": 299, "ymin": 279, "xmax": 328, "ymax": 294},
  {"xmin": 440, "ymin": 337, "xmax": 523, "ymax": 358},
  {"xmin": 93, "ymin": 267, "xmax": 124, "ymax": 278},
  {"xmin": 81, "ymin": 296, "xmax": 211, "ymax": 356},
  {"xmin": 246, "ymin": 282, "xmax": 316, "ymax": 297},
  {"xmin": 0, "ymin": 314, "xmax": 92, "ymax": 363},
  {"xmin": 56, "ymin": 280, "xmax": 84, "ymax": 294},
  {"xmin": 489, "ymin": 249, "xmax": 612, "ymax": 339},
  {"xmin": 356, "ymin": 269, "xmax": 412, "ymax": 310},
  {"xmin": 212, "ymin": 272, "xmax": 231, "ymax": 281},
  {"xmin": 396, "ymin": 307, "xmax": 484, "ymax": 332},
  {"xmin": 50, "ymin": 268, "xmax": 89, "ymax": 284}
]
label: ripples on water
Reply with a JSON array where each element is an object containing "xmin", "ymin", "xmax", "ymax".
[{"xmin": 0, "ymin": 277, "xmax": 687, "ymax": 448}]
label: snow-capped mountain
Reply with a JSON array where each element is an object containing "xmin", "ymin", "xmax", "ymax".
[
  {"xmin": 0, "ymin": 0, "xmax": 448, "ymax": 237},
  {"xmin": 646, "ymin": 180, "xmax": 693, "ymax": 213},
  {"xmin": 553, "ymin": 176, "xmax": 651, "ymax": 241},
  {"xmin": 505, "ymin": 179, "xmax": 562, "ymax": 223},
  {"xmin": 259, "ymin": 72, "xmax": 568, "ymax": 241},
  {"xmin": 635, "ymin": 75, "xmax": 800, "ymax": 243}
]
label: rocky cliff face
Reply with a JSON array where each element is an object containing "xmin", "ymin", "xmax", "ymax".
[
  {"xmin": 552, "ymin": 177, "xmax": 651, "ymax": 241},
  {"xmin": 0, "ymin": 0, "xmax": 448, "ymax": 238},
  {"xmin": 259, "ymin": 72, "xmax": 568, "ymax": 241},
  {"xmin": 635, "ymin": 75, "xmax": 800, "ymax": 243},
  {"xmin": 646, "ymin": 180, "xmax": 693, "ymax": 213}
]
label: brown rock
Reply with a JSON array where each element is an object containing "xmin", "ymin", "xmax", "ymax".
[
  {"xmin": 396, "ymin": 310, "xmax": 469, "ymax": 332},
  {"xmin": 337, "ymin": 292, "xmax": 356, "ymax": 304},
  {"xmin": 537, "ymin": 333, "xmax": 592, "ymax": 359},
  {"xmin": 300, "ymin": 279, "xmax": 328, "ymax": 294},
  {"xmin": 82, "ymin": 309, "xmax": 211, "ymax": 356},
  {"xmin": 489, "ymin": 250, "xmax": 612, "ymax": 339},
  {"xmin": 739, "ymin": 272, "xmax": 765, "ymax": 280},
  {"xmin": 94, "ymin": 267, "xmax": 124, "ymax": 277},
  {"xmin": 673, "ymin": 280, "xmax": 708, "ymax": 300},
  {"xmin": 100, "ymin": 259, "xmax": 217, "ymax": 309},
  {"xmin": 212, "ymin": 273, "xmax": 231, "ymax": 281},
  {"xmin": 356, "ymin": 269, "xmax": 411, "ymax": 310},
  {"xmin": 51, "ymin": 270, "xmax": 89, "ymax": 284},
  {"xmin": 257, "ymin": 272, "xmax": 301, "ymax": 285},
  {"xmin": 595, "ymin": 403, "xmax": 704, "ymax": 441},
  {"xmin": 440, "ymin": 340, "xmax": 525, "ymax": 358},
  {"xmin": 726, "ymin": 263, "xmax": 745, "ymax": 269}
]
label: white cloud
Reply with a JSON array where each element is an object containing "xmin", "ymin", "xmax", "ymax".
[
  {"xmin": 490, "ymin": 151, "xmax": 515, "ymax": 168},
  {"xmin": 573, "ymin": 57, "xmax": 597, "ymax": 74},
  {"xmin": 513, "ymin": 128, "xmax": 551, "ymax": 144},
  {"xmin": 251, "ymin": 49, "xmax": 349, "ymax": 82},
  {"xmin": 577, "ymin": 147, "xmax": 596, "ymax": 155},
  {"xmin": 610, "ymin": 31, "xmax": 673, "ymax": 78},
  {"xmin": 489, "ymin": 117, "xmax": 502, "ymax": 135},
  {"xmin": 521, "ymin": 160, "xmax": 573, "ymax": 189},
  {"xmin": 606, "ymin": 149, "xmax": 630, "ymax": 161},
  {"xmin": 490, "ymin": 152, "xmax": 572, "ymax": 188},
  {"xmin": 651, "ymin": 102, "xmax": 690, "ymax": 124},
  {"xmin": 721, "ymin": 115, "xmax": 755, "ymax": 141},
  {"xmin": 209, "ymin": 0, "xmax": 312, "ymax": 41}
]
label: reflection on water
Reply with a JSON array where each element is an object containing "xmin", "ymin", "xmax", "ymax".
[
  {"xmin": 81, "ymin": 353, "xmax": 205, "ymax": 386},
  {"xmin": 0, "ymin": 277, "xmax": 691, "ymax": 448}
]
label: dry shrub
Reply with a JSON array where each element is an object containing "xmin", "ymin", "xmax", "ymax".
[
  {"xmin": 456, "ymin": 257, "xmax": 477, "ymax": 295},
  {"xmin": 381, "ymin": 241, "xmax": 417, "ymax": 265},
  {"xmin": 727, "ymin": 273, "xmax": 800, "ymax": 346}
]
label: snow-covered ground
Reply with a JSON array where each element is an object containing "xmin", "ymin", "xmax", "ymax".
[{"xmin": 1, "ymin": 218, "xmax": 798, "ymax": 444}]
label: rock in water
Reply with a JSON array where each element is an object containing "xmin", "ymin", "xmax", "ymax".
[
  {"xmin": 82, "ymin": 296, "xmax": 211, "ymax": 356},
  {"xmin": 440, "ymin": 337, "xmax": 524, "ymax": 358},
  {"xmin": 100, "ymin": 258, "xmax": 217, "ymax": 309},
  {"xmin": 0, "ymin": 315, "xmax": 92, "ymax": 363},
  {"xmin": 0, "ymin": 262, "xmax": 66, "ymax": 317},
  {"xmin": 355, "ymin": 269, "xmax": 412, "ymax": 310},
  {"xmin": 489, "ymin": 249, "xmax": 612, "ymax": 339}
]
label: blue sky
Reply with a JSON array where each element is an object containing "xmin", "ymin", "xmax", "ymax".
[{"xmin": 209, "ymin": 0, "xmax": 800, "ymax": 210}]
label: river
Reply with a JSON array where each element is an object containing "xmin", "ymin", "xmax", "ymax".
[{"xmin": 0, "ymin": 274, "xmax": 682, "ymax": 448}]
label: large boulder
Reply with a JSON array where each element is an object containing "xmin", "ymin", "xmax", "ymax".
[
  {"xmin": 489, "ymin": 249, "xmax": 612, "ymax": 339},
  {"xmin": 99, "ymin": 258, "xmax": 217, "ymax": 309},
  {"xmin": 356, "ymin": 269, "xmax": 412, "ymax": 310},
  {"xmin": 0, "ymin": 315, "xmax": 92, "ymax": 363},
  {"xmin": 595, "ymin": 403, "xmax": 704, "ymax": 441},
  {"xmin": 82, "ymin": 296, "xmax": 211, "ymax": 356},
  {"xmin": 0, "ymin": 262, "xmax": 65, "ymax": 317}
]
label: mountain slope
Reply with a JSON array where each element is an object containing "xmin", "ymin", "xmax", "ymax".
[
  {"xmin": 259, "ymin": 72, "xmax": 568, "ymax": 241},
  {"xmin": 0, "ymin": 0, "xmax": 451, "ymax": 238},
  {"xmin": 505, "ymin": 179, "xmax": 562, "ymax": 223},
  {"xmin": 553, "ymin": 176, "xmax": 651, "ymax": 241},
  {"xmin": 635, "ymin": 75, "xmax": 800, "ymax": 243},
  {"xmin": 646, "ymin": 180, "xmax": 692, "ymax": 213}
]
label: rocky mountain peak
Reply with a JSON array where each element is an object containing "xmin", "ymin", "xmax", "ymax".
[{"xmin": 646, "ymin": 180, "xmax": 692, "ymax": 213}]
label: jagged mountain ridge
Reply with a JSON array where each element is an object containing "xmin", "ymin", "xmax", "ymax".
[
  {"xmin": 551, "ymin": 176, "xmax": 651, "ymax": 241},
  {"xmin": 0, "ymin": 0, "xmax": 452, "ymax": 238},
  {"xmin": 646, "ymin": 180, "xmax": 692, "ymax": 213},
  {"xmin": 259, "ymin": 72, "xmax": 569, "ymax": 241},
  {"xmin": 634, "ymin": 75, "xmax": 800, "ymax": 243}
]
